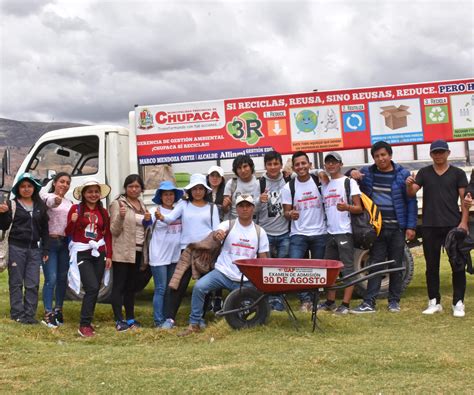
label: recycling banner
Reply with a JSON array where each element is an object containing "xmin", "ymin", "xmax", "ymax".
[{"xmin": 135, "ymin": 78, "xmax": 474, "ymax": 165}]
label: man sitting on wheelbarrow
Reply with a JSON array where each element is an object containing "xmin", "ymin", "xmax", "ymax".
[{"xmin": 178, "ymin": 194, "xmax": 269, "ymax": 336}]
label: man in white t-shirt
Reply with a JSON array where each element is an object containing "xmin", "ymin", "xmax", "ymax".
[
  {"xmin": 281, "ymin": 151, "xmax": 328, "ymax": 312},
  {"xmin": 178, "ymin": 194, "xmax": 269, "ymax": 336},
  {"xmin": 317, "ymin": 152, "xmax": 363, "ymax": 315},
  {"xmin": 222, "ymin": 154, "xmax": 261, "ymax": 219}
]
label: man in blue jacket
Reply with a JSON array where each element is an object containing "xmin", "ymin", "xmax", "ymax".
[{"xmin": 350, "ymin": 141, "xmax": 417, "ymax": 313}]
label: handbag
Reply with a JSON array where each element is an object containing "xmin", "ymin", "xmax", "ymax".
[{"xmin": 0, "ymin": 200, "xmax": 17, "ymax": 272}]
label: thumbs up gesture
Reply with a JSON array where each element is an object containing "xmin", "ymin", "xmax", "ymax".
[
  {"xmin": 71, "ymin": 206, "xmax": 79, "ymax": 223},
  {"xmin": 406, "ymin": 171, "xmax": 416, "ymax": 186},
  {"xmin": 464, "ymin": 192, "xmax": 473, "ymax": 210},
  {"xmin": 144, "ymin": 210, "xmax": 151, "ymax": 222},
  {"xmin": 54, "ymin": 195, "xmax": 62, "ymax": 206},
  {"xmin": 260, "ymin": 188, "xmax": 269, "ymax": 203},
  {"xmin": 155, "ymin": 206, "xmax": 164, "ymax": 221},
  {"xmin": 119, "ymin": 201, "xmax": 126, "ymax": 218}
]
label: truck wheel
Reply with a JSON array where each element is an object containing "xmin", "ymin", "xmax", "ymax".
[
  {"xmin": 352, "ymin": 245, "xmax": 414, "ymax": 299},
  {"xmin": 65, "ymin": 267, "xmax": 114, "ymax": 303},
  {"xmin": 222, "ymin": 287, "xmax": 270, "ymax": 330}
]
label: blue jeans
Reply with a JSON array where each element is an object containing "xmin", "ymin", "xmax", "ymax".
[
  {"xmin": 289, "ymin": 233, "xmax": 328, "ymax": 303},
  {"xmin": 42, "ymin": 238, "xmax": 69, "ymax": 312},
  {"xmin": 190, "ymin": 269, "xmax": 251, "ymax": 325},
  {"xmin": 151, "ymin": 263, "xmax": 176, "ymax": 325},
  {"xmin": 267, "ymin": 232, "xmax": 290, "ymax": 259},
  {"xmin": 364, "ymin": 227, "xmax": 405, "ymax": 306}
]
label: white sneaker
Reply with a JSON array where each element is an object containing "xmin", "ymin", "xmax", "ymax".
[
  {"xmin": 452, "ymin": 300, "xmax": 465, "ymax": 318},
  {"xmin": 422, "ymin": 298, "xmax": 443, "ymax": 314}
]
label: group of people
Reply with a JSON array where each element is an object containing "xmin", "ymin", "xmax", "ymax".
[{"xmin": 0, "ymin": 139, "xmax": 470, "ymax": 338}]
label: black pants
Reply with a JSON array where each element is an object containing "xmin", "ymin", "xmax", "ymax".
[
  {"xmin": 111, "ymin": 252, "xmax": 141, "ymax": 321},
  {"xmin": 167, "ymin": 267, "xmax": 192, "ymax": 320},
  {"xmin": 422, "ymin": 226, "xmax": 466, "ymax": 305},
  {"xmin": 78, "ymin": 251, "xmax": 105, "ymax": 326}
]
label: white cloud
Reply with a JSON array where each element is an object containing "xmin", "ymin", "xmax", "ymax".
[{"xmin": 0, "ymin": 0, "xmax": 472, "ymax": 124}]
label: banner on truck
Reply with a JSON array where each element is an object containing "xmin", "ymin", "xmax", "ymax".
[{"xmin": 135, "ymin": 78, "xmax": 474, "ymax": 165}]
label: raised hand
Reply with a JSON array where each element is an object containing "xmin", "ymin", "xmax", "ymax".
[{"xmin": 119, "ymin": 201, "xmax": 126, "ymax": 218}]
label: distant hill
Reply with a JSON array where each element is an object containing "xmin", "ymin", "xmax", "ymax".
[
  {"xmin": 0, "ymin": 118, "xmax": 86, "ymax": 189},
  {"xmin": 0, "ymin": 118, "xmax": 85, "ymax": 148}
]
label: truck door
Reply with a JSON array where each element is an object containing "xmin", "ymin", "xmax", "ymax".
[{"xmin": 20, "ymin": 134, "xmax": 105, "ymax": 201}]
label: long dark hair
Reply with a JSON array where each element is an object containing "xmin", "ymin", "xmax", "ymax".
[
  {"xmin": 79, "ymin": 185, "xmax": 108, "ymax": 231},
  {"xmin": 119, "ymin": 174, "xmax": 144, "ymax": 200},
  {"xmin": 48, "ymin": 172, "xmax": 71, "ymax": 193},
  {"xmin": 206, "ymin": 174, "xmax": 225, "ymax": 205}
]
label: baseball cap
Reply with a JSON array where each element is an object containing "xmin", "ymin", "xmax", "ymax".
[
  {"xmin": 324, "ymin": 151, "xmax": 342, "ymax": 163},
  {"xmin": 235, "ymin": 194, "xmax": 255, "ymax": 206},
  {"xmin": 430, "ymin": 139, "xmax": 449, "ymax": 152}
]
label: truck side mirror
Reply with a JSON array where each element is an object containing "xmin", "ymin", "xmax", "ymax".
[{"xmin": 0, "ymin": 148, "xmax": 11, "ymax": 189}]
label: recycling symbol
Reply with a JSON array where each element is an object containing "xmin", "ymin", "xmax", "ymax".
[{"xmin": 429, "ymin": 106, "xmax": 446, "ymax": 122}]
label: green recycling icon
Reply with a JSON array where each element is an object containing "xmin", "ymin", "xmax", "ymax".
[
  {"xmin": 226, "ymin": 111, "xmax": 263, "ymax": 145},
  {"xmin": 425, "ymin": 105, "xmax": 448, "ymax": 124}
]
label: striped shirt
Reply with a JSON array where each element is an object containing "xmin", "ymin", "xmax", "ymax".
[{"xmin": 372, "ymin": 169, "xmax": 398, "ymax": 228}]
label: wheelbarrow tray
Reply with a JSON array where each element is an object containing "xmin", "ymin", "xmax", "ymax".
[{"xmin": 235, "ymin": 258, "xmax": 344, "ymax": 293}]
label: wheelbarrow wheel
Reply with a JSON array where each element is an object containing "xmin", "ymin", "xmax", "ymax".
[{"xmin": 223, "ymin": 287, "xmax": 270, "ymax": 330}]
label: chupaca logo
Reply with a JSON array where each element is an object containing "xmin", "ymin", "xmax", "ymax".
[{"xmin": 226, "ymin": 112, "xmax": 264, "ymax": 145}]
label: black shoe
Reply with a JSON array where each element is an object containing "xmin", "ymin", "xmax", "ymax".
[
  {"xmin": 41, "ymin": 312, "xmax": 58, "ymax": 328},
  {"xmin": 54, "ymin": 309, "xmax": 64, "ymax": 325},
  {"xmin": 115, "ymin": 320, "xmax": 129, "ymax": 332},
  {"xmin": 212, "ymin": 297, "xmax": 223, "ymax": 313},
  {"xmin": 22, "ymin": 317, "xmax": 39, "ymax": 325}
]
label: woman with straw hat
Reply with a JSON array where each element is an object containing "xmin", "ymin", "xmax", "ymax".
[{"xmin": 65, "ymin": 177, "xmax": 112, "ymax": 337}]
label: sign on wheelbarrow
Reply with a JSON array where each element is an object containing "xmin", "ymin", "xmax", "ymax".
[{"xmin": 262, "ymin": 267, "xmax": 328, "ymax": 286}]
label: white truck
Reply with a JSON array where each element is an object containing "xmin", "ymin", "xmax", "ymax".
[{"xmin": 2, "ymin": 79, "xmax": 472, "ymax": 299}]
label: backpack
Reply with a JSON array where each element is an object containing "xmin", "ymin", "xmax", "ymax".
[
  {"xmin": 0, "ymin": 200, "xmax": 17, "ymax": 272},
  {"xmin": 344, "ymin": 177, "xmax": 382, "ymax": 250}
]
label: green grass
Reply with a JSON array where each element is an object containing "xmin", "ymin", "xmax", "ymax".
[{"xmin": 0, "ymin": 248, "xmax": 473, "ymax": 393}]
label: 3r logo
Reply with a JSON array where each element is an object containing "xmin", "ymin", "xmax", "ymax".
[{"xmin": 226, "ymin": 112, "xmax": 264, "ymax": 145}]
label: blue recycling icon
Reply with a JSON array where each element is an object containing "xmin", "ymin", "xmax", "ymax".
[{"xmin": 343, "ymin": 111, "xmax": 366, "ymax": 132}]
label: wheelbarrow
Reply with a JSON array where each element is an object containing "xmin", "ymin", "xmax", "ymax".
[{"xmin": 215, "ymin": 258, "xmax": 404, "ymax": 332}]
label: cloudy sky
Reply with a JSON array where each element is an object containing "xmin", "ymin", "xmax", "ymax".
[{"xmin": 0, "ymin": 0, "xmax": 472, "ymax": 125}]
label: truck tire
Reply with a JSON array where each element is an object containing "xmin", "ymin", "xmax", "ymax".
[
  {"xmin": 223, "ymin": 287, "xmax": 270, "ymax": 330},
  {"xmin": 65, "ymin": 267, "xmax": 114, "ymax": 303},
  {"xmin": 352, "ymin": 245, "xmax": 414, "ymax": 299}
]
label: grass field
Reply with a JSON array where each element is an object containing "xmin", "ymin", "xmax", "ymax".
[{"xmin": 0, "ymin": 248, "xmax": 473, "ymax": 393}]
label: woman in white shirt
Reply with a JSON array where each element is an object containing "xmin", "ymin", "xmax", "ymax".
[
  {"xmin": 148, "ymin": 181, "xmax": 183, "ymax": 329},
  {"xmin": 156, "ymin": 173, "xmax": 219, "ymax": 326}
]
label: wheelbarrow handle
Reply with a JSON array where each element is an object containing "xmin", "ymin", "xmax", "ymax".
[
  {"xmin": 337, "ymin": 260, "xmax": 395, "ymax": 283},
  {"xmin": 327, "ymin": 267, "xmax": 405, "ymax": 290}
]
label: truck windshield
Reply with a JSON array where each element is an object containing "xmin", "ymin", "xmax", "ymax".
[{"xmin": 26, "ymin": 135, "xmax": 99, "ymax": 184}]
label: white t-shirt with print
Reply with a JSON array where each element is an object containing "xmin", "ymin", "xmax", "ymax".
[
  {"xmin": 215, "ymin": 220, "xmax": 270, "ymax": 282},
  {"xmin": 223, "ymin": 176, "xmax": 261, "ymax": 219},
  {"xmin": 281, "ymin": 177, "xmax": 327, "ymax": 236},
  {"xmin": 322, "ymin": 177, "xmax": 361, "ymax": 235},
  {"xmin": 149, "ymin": 206, "xmax": 182, "ymax": 266}
]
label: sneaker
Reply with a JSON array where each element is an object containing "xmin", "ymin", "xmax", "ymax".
[
  {"xmin": 212, "ymin": 297, "xmax": 223, "ymax": 313},
  {"xmin": 452, "ymin": 300, "xmax": 465, "ymax": 318},
  {"xmin": 54, "ymin": 309, "xmax": 64, "ymax": 325},
  {"xmin": 160, "ymin": 318, "xmax": 176, "ymax": 329},
  {"xmin": 334, "ymin": 305, "xmax": 350, "ymax": 315},
  {"xmin": 41, "ymin": 312, "xmax": 58, "ymax": 328},
  {"xmin": 316, "ymin": 301, "xmax": 337, "ymax": 312},
  {"xmin": 177, "ymin": 324, "xmax": 201, "ymax": 337},
  {"xmin": 115, "ymin": 320, "xmax": 129, "ymax": 332},
  {"xmin": 78, "ymin": 325, "xmax": 95, "ymax": 337},
  {"xmin": 299, "ymin": 301, "xmax": 314, "ymax": 313},
  {"xmin": 422, "ymin": 298, "xmax": 443, "ymax": 315},
  {"xmin": 127, "ymin": 320, "xmax": 141, "ymax": 330},
  {"xmin": 388, "ymin": 301, "xmax": 401, "ymax": 313},
  {"xmin": 351, "ymin": 302, "xmax": 376, "ymax": 314}
]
